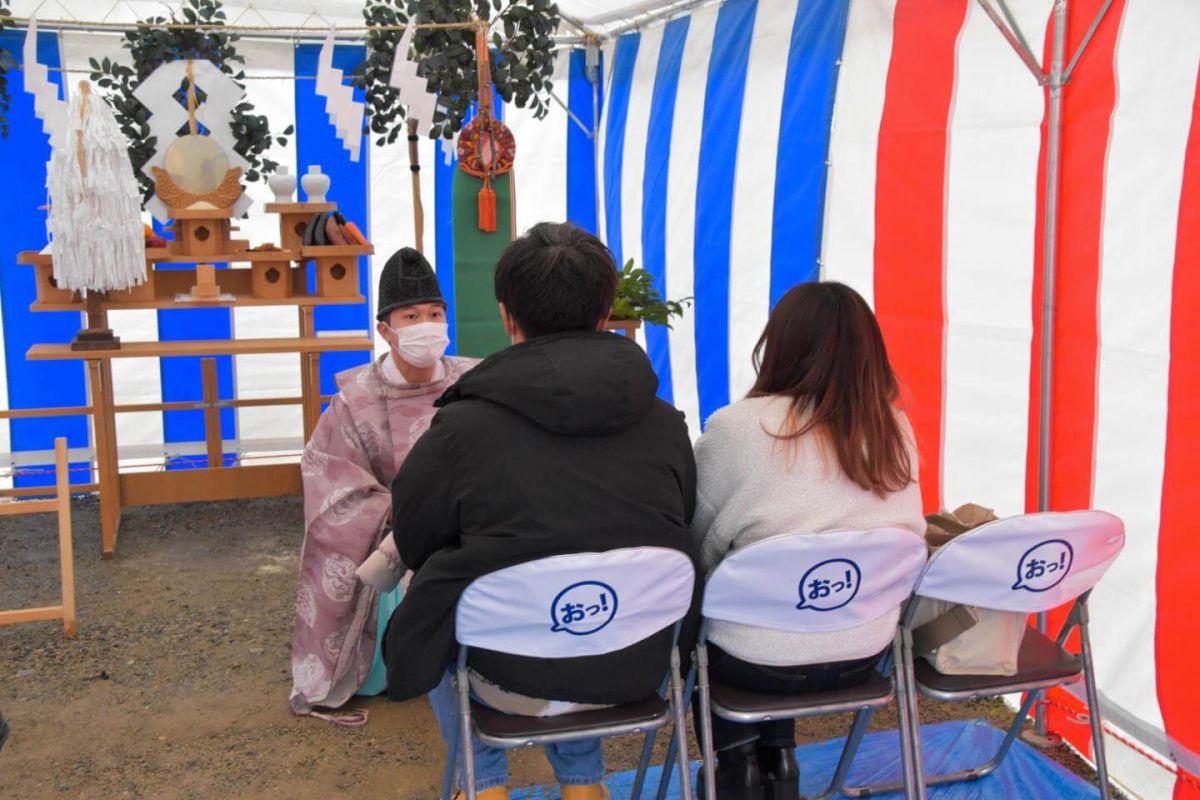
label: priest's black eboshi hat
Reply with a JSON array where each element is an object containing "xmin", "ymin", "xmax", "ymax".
[{"xmin": 376, "ymin": 247, "xmax": 445, "ymax": 321}]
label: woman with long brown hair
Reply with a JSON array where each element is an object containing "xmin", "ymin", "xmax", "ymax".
[{"xmin": 692, "ymin": 282, "xmax": 924, "ymax": 800}]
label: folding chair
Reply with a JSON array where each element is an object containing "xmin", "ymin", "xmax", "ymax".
[
  {"xmin": 654, "ymin": 528, "xmax": 927, "ymax": 800},
  {"xmin": 444, "ymin": 546, "xmax": 697, "ymax": 800},
  {"xmin": 843, "ymin": 510, "xmax": 1125, "ymax": 800}
]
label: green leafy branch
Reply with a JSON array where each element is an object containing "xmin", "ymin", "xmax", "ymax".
[
  {"xmin": 0, "ymin": 0, "xmax": 12, "ymax": 138},
  {"xmin": 356, "ymin": 0, "xmax": 561, "ymax": 143},
  {"xmin": 611, "ymin": 259, "xmax": 692, "ymax": 329}
]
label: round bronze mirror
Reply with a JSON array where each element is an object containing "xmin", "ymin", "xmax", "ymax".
[{"xmin": 163, "ymin": 135, "xmax": 230, "ymax": 194}]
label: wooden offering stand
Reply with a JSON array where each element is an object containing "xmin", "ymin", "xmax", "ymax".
[
  {"xmin": 20, "ymin": 196, "xmax": 375, "ymax": 558},
  {"xmin": 606, "ymin": 320, "xmax": 642, "ymax": 338}
]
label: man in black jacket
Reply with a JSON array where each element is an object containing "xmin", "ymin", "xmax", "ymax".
[{"xmin": 384, "ymin": 222, "xmax": 697, "ymax": 800}]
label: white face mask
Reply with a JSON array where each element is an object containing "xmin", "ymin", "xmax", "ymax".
[{"xmin": 385, "ymin": 321, "xmax": 450, "ymax": 369}]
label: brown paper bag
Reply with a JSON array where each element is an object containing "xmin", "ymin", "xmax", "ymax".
[{"xmin": 911, "ymin": 504, "xmax": 1025, "ymax": 676}]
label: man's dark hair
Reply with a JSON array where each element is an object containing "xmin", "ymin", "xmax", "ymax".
[{"xmin": 494, "ymin": 222, "xmax": 618, "ymax": 339}]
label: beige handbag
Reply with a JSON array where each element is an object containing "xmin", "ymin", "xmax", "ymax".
[{"xmin": 910, "ymin": 504, "xmax": 1027, "ymax": 676}]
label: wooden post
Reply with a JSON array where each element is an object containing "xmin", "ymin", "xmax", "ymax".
[
  {"xmin": 71, "ymin": 290, "xmax": 120, "ymax": 351},
  {"xmin": 87, "ymin": 359, "xmax": 121, "ymax": 558},
  {"xmin": 307, "ymin": 346, "xmax": 323, "ymax": 441},
  {"xmin": 201, "ymin": 358, "xmax": 223, "ymax": 468},
  {"xmin": 54, "ymin": 437, "xmax": 76, "ymax": 637},
  {"xmin": 408, "ymin": 118, "xmax": 425, "ymax": 254},
  {"xmin": 299, "ymin": 307, "xmax": 317, "ymax": 441}
]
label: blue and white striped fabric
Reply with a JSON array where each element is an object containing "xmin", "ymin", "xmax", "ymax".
[{"xmin": 599, "ymin": 0, "xmax": 849, "ymax": 437}]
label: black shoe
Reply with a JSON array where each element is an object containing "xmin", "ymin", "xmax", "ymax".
[
  {"xmin": 697, "ymin": 743, "xmax": 766, "ymax": 800},
  {"xmin": 756, "ymin": 745, "xmax": 800, "ymax": 800}
]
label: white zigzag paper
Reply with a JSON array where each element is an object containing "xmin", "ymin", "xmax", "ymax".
[
  {"xmin": 315, "ymin": 33, "xmax": 364, "ymax": 162},
  {"xmin": 22, "ymin": 18, "xmax": 68, "ymax": 148},
  {"xmin": 133, "ymin": 60, "xmax": 252, "ymax": 221},
  {"xmin": 388, "ymin": 25, "xmax": 439, "ymax": 137}
]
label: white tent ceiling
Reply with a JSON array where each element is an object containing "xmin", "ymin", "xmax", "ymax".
[{"xmin": 8, "ymin": 0, "xmax": 701, "ymax": 36}]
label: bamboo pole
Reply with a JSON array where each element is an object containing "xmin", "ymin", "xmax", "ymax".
[{"xmin": 407, "ymin": 119, "xmax": 425, "ymax": 254}]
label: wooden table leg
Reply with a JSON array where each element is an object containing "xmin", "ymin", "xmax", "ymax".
[
  {"xmin": 200, "ymin": 358, "xmax": 223, "ymax": 468},
  {"xmin": 88, "ymin": 359, "xmax": 121, "ymax": 559},
  {"xmin": 54, "ymin": 437, "xmax": 76, "ymax": 637},
  {"xmin": 308, "ymin": 350, "xmax": 322, "ymax": 438},
  {"xmin": 299, "ymin": 307, "xmax": 318, "ymax": 442}
]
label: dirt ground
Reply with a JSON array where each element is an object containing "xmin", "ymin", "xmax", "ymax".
[{"xmin": 0, "ymin": 497, "xmax": 1101, "ymax": 799}]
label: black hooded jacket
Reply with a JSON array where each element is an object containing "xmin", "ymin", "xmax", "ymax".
[{"xmin": 384, "ymin": 330, "xmax": 698, "ymax": 703}]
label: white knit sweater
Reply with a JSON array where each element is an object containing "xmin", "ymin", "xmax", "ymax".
[{"xmin": 693, "ymin": 396, "xmax": 925, "ymax": 666}]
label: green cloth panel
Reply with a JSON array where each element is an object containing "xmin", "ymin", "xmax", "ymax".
[{"xmin": 452, "ymin": 170, "xmax": 514, "ymax": 358}]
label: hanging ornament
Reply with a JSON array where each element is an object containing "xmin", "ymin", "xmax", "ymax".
[
  {"xmin": 133, "ymin": 59, "xmax": 252, "ymax": 221},
  {"xmin": 388, "ymin": 23, "xmax": 440, "ymax": 137},
  {"xmin": 315, "ymin": 32, "xmax": 366, "ymax": 162},
  {"xmin": 148, "ymin": 61, "xmax": 243, "ymax": 213},
  {"xmin": 22, "ymin": 17, "xmax": 67, "ymax": 147},
  {"xmin": 456, "ymin": 24, "xmax": 515, "ymax": 234},
  {"xmin": 47, "ymin": 82, "xmax": 146, "ymax": 293}
]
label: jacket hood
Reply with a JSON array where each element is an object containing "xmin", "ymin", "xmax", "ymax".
[{"xmin": 438, "ymin": 331, "xmax": 659, "ymax": 436}]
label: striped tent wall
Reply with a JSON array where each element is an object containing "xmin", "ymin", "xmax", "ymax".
[
  {"xmin": 596, "ymin": 0, "xmax": 1200, "ymax": 797},
  {"xmin": 3, "ymin": 1, "xmax": 1200, "ymax": 795}
]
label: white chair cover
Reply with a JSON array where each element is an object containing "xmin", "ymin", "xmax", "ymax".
[
  {"xmin": 701, "ymin": 529, "xmax": 928, "ymax": 634},
  {"xmin": 455, "ymin": 547, "xmax": 695, "ymax": 659},
  {"xmin": 914, "ymin": 510, "xmax": 1125, "ymax": 613}
]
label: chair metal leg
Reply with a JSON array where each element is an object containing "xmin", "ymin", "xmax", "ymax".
[
  {"xmin": 670, "ymin": 647, "xmax": 694, "ymax": 800},
  {"xmin": 633, "ymin": 675, "xmax": 673, "ymax": 800},
  {"xmin": 1078, "ymin": 610, "xmax": 1113, "ymax": 800},
  {"xmin": 696, "ymin": 644, "xmax": 717, "ymax": 800},
  {"xmin": 971, "ymin": 689, "xmax": 1040, "ymax": 780},
  {"xmin": 844, "ymin": 665, "xmax": 1044, "ymax": 795},
  {"xmin": 843, "ymin": 633, "xmax": 919, "ymax": 799},
  {"xmin": 900, "ymin": 627, "xmax": 927, "ymax": 799},
  {"xmin": 805, "ymin": 707, "xmax": 874, "ymax": 800},
  {"xmin": 656, "ymin": 663, "xmax": 697, "ymax": 800},
  {"xmin": 656, "ymin": 727, "xmax": 679, "ymax": 800},
  {"xmin": 631, "ymin": 728, "xmax": 658, "ymax": 800},
  {"xmin": 456, "ymin": 665, "xmax": 477, "ymax": 800}
]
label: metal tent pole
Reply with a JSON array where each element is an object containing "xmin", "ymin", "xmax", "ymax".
[
  {"xmin": 588, "ymin": 40, "xmax": 603, "ymax": 234},
  {"xmin": 1033, "ymin": 0, "xmax": 1069, "ymax": 739}
]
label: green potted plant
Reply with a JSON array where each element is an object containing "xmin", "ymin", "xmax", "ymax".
[{"xmin": 608, "ymin": 258, "xmax": 692, "ymax": 336}]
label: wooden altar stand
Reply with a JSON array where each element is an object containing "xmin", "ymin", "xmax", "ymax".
[{"xmin": 21, "ymin": 201, "xmax": 374, "ymax": 559}]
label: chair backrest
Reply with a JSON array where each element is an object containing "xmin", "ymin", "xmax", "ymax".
[
  {"xmin": 455, "ymin": 547, "xmax": 695, "ymax": 658},
  {"xmin": 701, "ymin": 528, "xmax": 928, "ymax": 634},
  {"xmin": 914, "ymin": 510, "xmax": 1125, "ymax": 613}
]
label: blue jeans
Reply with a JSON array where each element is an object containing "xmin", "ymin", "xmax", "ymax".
[{"xmin": 429, "ymin": 669, "xmax": 606, "ymax": 792}]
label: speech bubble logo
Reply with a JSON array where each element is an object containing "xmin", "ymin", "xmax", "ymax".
[
  {"xmin": 1012, "ymin": 539, "xmax": 1074, "ymax": 592},
  {"xmin": 550, "ymin": 580, "xmax": 619, "ymax": 635},
  {"xmin": 796, "ymin": 558, "xmax": 862, "ymax": 612}
]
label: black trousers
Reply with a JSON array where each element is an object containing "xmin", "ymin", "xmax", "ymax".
[{"xmin": 697, "ymin": 644, "xmax": 883, "ymax": 752}]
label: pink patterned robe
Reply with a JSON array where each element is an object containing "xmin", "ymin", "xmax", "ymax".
[{"xmin": 289, "ymin": 354, "xmax": 476, "ymax": 715}]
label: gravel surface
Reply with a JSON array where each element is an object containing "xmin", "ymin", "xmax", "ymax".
[{"xmin": 0, "ymin": 496, "xmax": 1103, "ymax": 798}]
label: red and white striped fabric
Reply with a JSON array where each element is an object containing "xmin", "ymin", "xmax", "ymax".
[{"xmin": 824, "ymin": 1, "xmax": 1200, "ymax": 796}]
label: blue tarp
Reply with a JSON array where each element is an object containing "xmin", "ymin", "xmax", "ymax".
[{"xmin": 511, "ymin": 719, "xmax": 1098, "ymax": 799}]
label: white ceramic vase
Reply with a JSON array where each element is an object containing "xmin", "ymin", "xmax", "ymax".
[
  {"xmin": 268, "ymin": 166, "xmax": 296, "ymax": 204},
  {"xmin": 301, "ymin": 165, "xmax": 331, "ymax": 204}
]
